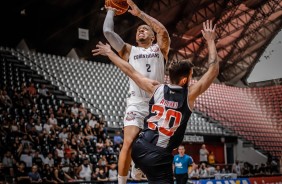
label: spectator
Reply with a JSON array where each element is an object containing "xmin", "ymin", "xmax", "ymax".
[
  {"xmin": 78, "ymin": 104, "xmax": 87, "ymax": 119},
  {"xmin": 58, "ymin": 127, "xmax": 68, "ymax": 142},
  {"xmin": 10, "ymin": 119, "xmax": 19, "ymax": 135},
  {"xmin": 222, "ymin": 165, "xmax": 231, "ymax": 174},
  {"xmin": 232, "ymin": 160, "xmax": 241, "ymax": 176},
  {"xmin": 0, "ymin": 90, "xmax": 13, "ymax": 107},
  {"xmin": 69, "ymin": 153, "xmax": 79, "ymax": 174},
  {"xmin": 97, "ymin": 167, "xmax": 108, "ymax": 182},
  {"xmin": 113, "ymin": 130, "xmax": 123, "ymax": 146},
  {"xmin": 259, "ymin": 163, "xmax": 266, "ymax": 174},
  {"xmin": 43, "ymin": 120, "xmax": 53, "ymax": 135},
  {"xmin": 92, "ymin": 167, "xmax": 99, "ymax": 181},
  {"xmin": 72, "ymin": 122, "xmax": 80, "ymax": 135},
  {"xmin": 71, "ymin": 104, "xmax": 79, "ymax": 118},
  {"xmin": 83, "ymin": 123, "xmax": 95, "ymax": 140},
  {"xmin": 189, "ymin": 164, "xmax": 199, "ymax": 179},
  {"xmin": 15, "ymin": 162, "xmax": 29, "ymax": 184},
  {"xmin": 208, "ymin": 151, "xmax": 215, "ymax": 165},
  {"xmin": 108, "ymin": 154, "xmax": 118, "ymax": 164},
  {"xmin": 54, "ymin": 162, "xmax": 75, "ymax": 183},
  {"xmin": 38, "ymin": 84, "xmax": 50, "ymax": 97},
  {"xmin": 215, "ymin": 165, "xmax": 221, "ymax": 174},
  {"xmin": 108, "ymin": 163, "xmax": 118, "ymax": 181},
  {"xmin": 253, "ymin": 163, "xmax": 260, "ymax": 175},
  {"xmin": 41, "ymin": 164, "xmax": 56, "ymax": 183},
  {"xmin": 199, "ymin": 163, "xmax": 208, "ymax": 178},
  {"xmin": 20, "ymin": 150, "xmax": 33, "ymax": 169},
  {"xmin": 241, "ymin": 162, "xmax": 251, "ymax": 176},
  {"xmin": 88, "ymin": 115, "xmax": 98, "ymax": 129},
  {"xmin": 199, "ymin": 144, "xmax": 209, "ymax": 165},
  {"xmin": 2, "ymin": 151, "xmax": 15, "ymax": 176},
  {"xmin": 97, "ymin": 155, "xmax": 108, "ymax": 169},
  {"xmin": 30, "ymin": 106, "xmax": 39, "ymax": 121},
  {"xmin": 55, "ymin": 142, "xmax": 64, "ymax": 159},
  {"xmin": 64, "ymin": 143, "xmax": 75, "ymax": 159},
  {"xmin": 48, "ymin": 113, "xmax": 59, "ymax": 130},
  {"xmin": 32, "ymin": 151, "xmax": 43, "ymax": 171},
  {"xmin": 34, "ymin": 118, "xmax": 43, "ymax": 134},
  {"xmin": 28, "ymin": 127, "xmax": 40, "ymax": 145},
  {"xmin": 77, "ymin": 158, "xmax": 92, "ymax": 181},
  {"xmin": 44, "ymin": 153, "xmax": 54, "ymax": 167},
  {"xmin": 28, "ymin": 165, "xmax": 42, "ymax": 183},
  {"xmin": 27, "ymin": 83, "xmax": 37, "ymax": 97},
  {"xmin": 61, "ymin": 153, "xmax": 70, "ymax": 166},
  {"xmin": 59, "ymin": 102, "xmax": 69, "ymax": 118}
]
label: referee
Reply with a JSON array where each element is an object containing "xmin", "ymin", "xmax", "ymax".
[{"xmin": 173, "ymin": 145, "xmax": 196, "ymax": 184}]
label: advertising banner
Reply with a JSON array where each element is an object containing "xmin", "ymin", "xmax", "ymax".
[{"xmin": 249, "ymin": 176, "xmax": 282, "ymax": 184}]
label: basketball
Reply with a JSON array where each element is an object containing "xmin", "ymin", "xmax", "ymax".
[{"xmin": 105, "ymin": 0, "xmax": 129, "ymax": 15}]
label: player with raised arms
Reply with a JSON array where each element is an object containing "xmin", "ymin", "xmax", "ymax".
[
  {"xmin": 102, "ymin": 0, "xmax": 170, "ymax": 183},
  {"xmin": 93, "ymin": 20, "xmax": 218, "ymax": 184}
]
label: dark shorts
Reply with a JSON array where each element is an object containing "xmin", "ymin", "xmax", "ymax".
[
  {"xmin": 131, "ymin": 137, "xmax": 174, "ymax": 184},
  {"xmin": 175, "ymin": 173, "xmax": 188, "ymax": 184}
]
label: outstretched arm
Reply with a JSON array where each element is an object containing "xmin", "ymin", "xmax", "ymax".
[
  {"xmin": 189, "ymin": 20, "xmax": 219, "ymax": 108},
  {"xmin": 92, "ymin": 42, "xmax": 159, "ymax": 95},
  {"xmin": 103, "ymin": 7, "xmax": 132, "ymax": 60},
  {"xmin": 127, "ymin": 0, "xmax": 170, "ymax": 60}
]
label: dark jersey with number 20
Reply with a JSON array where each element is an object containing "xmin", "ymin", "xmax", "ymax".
[{"xmin": 142, "ymin": 84, "xmax": 192, "ymax": 152}]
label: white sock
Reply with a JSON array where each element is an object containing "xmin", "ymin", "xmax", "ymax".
[{"xmin": 118, "ymin": 175, "xmax": 127, "ymax": 184}]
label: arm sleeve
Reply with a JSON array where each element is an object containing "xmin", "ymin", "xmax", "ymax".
[{"xmin": 103, "ymin": 10, "xmax": 125, "ymax": 52}]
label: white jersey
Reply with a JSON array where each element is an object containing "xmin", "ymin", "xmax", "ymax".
[{"xmin": 128, "ymin": 44, "xmax": 165, "ymax": 98}]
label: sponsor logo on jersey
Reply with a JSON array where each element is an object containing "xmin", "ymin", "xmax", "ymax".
[{"xmin": 133, "ymin": 53, "xmax": 159, "ymax": 60}]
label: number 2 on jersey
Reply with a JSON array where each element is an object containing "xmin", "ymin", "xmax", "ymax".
[
  {"xmin": 146, "ymin": 64, "xmax": 151, "ymax": 72},
  {"xmin": 147, "ymin": 105, "xmax": 182, "ymax": 136}
]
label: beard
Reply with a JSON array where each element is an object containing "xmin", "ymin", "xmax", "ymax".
[{"xmin": 137, "ymin": 37, "xmax": 146, "ymax": 43}]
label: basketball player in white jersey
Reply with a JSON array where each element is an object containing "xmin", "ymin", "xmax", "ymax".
[
  {"xmin": 102, "ymin": 0, "xmax": 170, "ymax": 183},
  {"xmin": 93, "ymin": 20, "xmax": 218, "ymax": 183}
]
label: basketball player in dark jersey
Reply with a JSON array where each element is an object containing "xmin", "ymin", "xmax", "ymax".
[{"xmin": 93, "ymin": 20, "xmax": 218, "ymax": 184}]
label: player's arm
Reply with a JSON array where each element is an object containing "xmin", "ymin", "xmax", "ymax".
[
  {"xmin": 127, "ymin": 0, "xmax": 170, "ymax": 60},
  {"xmin": 103, "ymin": 7, "xmax": 132, "ymax": 61},
  {"xmin": 92, "ymin": 42, "xmax": 159, "ymax": 95},
  {"xmin": 188, "ymin": 20, "xmax": 219, "ymax": 109}
]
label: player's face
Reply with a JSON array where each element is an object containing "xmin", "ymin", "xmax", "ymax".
[{"xmin": 136, "ymin": 25, "xmax": 154, "ymax": 43}]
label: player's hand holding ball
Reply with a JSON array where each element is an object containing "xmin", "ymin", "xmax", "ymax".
[{"xmin": 105, "ymin": 0, "xmax": 129, "ymax": 15}]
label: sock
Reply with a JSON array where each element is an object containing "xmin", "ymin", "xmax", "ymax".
[{"xmin": 118, "ymin": 175, "xmax": 127, "ymax": 184}]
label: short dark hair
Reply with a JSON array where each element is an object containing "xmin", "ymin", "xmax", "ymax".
[{"xmin": 168, "ymin": 60, "xmax": 194, "ymax": 84}]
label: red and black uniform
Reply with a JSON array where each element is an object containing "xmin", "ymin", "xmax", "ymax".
[{"xmin": 132, "ymin": 84, "xmax": 192, "ymax": 184}]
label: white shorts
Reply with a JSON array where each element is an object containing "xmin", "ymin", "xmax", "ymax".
[{"xmin": 123, "ymin": 97, "xmax": 149, "ymax": 129}]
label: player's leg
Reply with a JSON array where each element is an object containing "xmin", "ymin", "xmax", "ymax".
[
  {"xmin": 182, "ymin": 174, "xmax": 188, "ymax": 184},
  {"xmin": 118, "ymin": 125, "xmax": 140, "ymax": 182},
  {"xmin": 132, "ymin": 138, "xmax": 174, "ymax": 184}
]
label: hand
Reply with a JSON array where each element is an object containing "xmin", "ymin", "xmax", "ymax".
[
  {"xmin": 201, "ymin": 20, "xmax": 216, "ymax": 42},
  {"xmin": 104, "ymin": 5, "xmax": 122, "ymax": 15},
  {"xmin": 127, "ymin": 0, "xmax": 141, "ymax": 17},
  {"xmin": 92, "ymin": 42, "xmax": 113, "ymax": 56}
]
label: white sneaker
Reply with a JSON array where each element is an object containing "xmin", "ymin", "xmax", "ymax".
[{"xmin": 131, "ymin": 161, "xmax": 143, "ymax": 180}]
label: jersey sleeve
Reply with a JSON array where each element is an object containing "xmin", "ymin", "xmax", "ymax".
[{"xmin": 188, "ymin": 156, "xmax": 194, "ymax": 165}]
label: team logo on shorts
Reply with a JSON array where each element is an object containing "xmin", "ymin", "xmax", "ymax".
[{"xmin": 125, "ymin": 112, "xmax": 136, "ymax": 121}]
